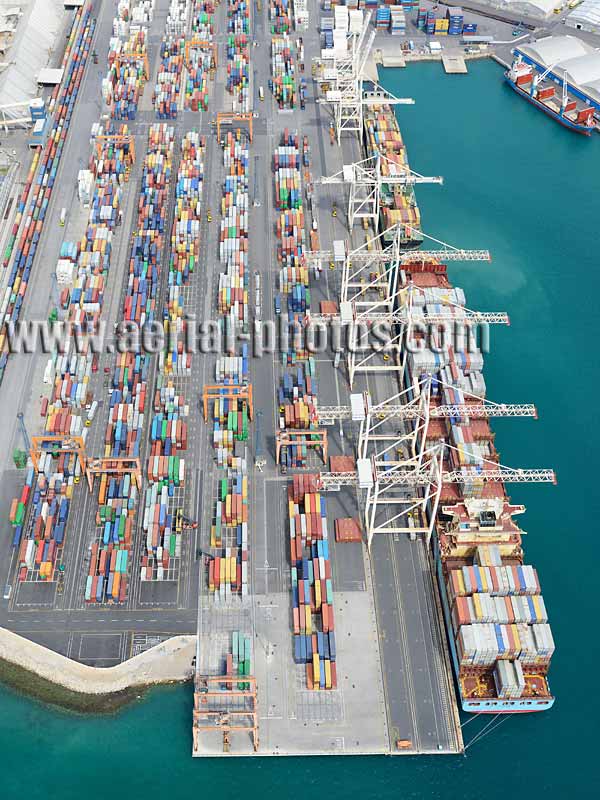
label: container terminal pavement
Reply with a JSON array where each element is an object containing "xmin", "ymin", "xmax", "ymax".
[{"xmin": 1, "ymin": 0, "xmax": 560, "ymax": 758}]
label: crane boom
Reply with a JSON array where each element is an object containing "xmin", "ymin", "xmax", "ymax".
[
  {"xmin": 319, "ymin": 468, "xmax": 556, "ymax": 488},
  {"xmin": 316, "ymin": 403, "xmax": 536, "ymax": 423}
]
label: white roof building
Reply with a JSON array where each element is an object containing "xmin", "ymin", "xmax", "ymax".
[
  {"xmin": 566, "ymin": 0, "xmax": 600, "ymax": 34},
  {"xmin": 464, "ymin": 0, "xmax": 559, "ymax": 19},
  {"xmin": 0, "ymin": 0, "xmax": 65, "ymax": 108}
]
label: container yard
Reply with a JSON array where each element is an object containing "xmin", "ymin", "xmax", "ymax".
[{"xmin": 0, "ymin": 0, "xmax": 558, "ymax": 762}]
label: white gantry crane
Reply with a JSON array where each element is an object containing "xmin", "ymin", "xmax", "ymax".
[
  {"xmin": 313, "ymin": 377, "xmax": 547, "ymax": 548},
  {"xmin": 305, "ymin": 224, "xmax": 501, "ymax": 387},
  {"xmin": 316, "ymin": 155, "xmax": 443, "ymax": 229},
  {"xmin": 319, "ymin": 449, "xmax": 555, "ymax": 550},
  {"xmin": 305, "ymin": 222, "xmax": 491, "ymax": 308},
  {"xmin": 318, "ymin": 11, "xmax": 414, "ymax": 144}
]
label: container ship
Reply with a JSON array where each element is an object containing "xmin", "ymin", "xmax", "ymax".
[
  {"xmin": 400, "ymin": 260, "xmax": 555, "ymax": 713},
  {"xmin": 505, "ymin": 56, "xmax": 595, "ymax": 136},
  {"xmin": 362, "ymin": 103, "xmax": 423, "ymax": 246}
]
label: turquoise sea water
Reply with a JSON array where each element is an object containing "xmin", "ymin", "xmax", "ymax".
[{"xmin": 1, "ymin": 60, "xmax": 598, "ymax": 799}]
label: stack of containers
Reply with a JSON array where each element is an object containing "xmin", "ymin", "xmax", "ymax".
[
  {"xmin": 271, "ymin": 34, "xmax": 296, "ymax": 109},
  {"xmin": 270, "ymin": 0, "xmax": 292, "ymax": 33},
  {"xmin": 463, "ymin": 22, "xmax": 477, "ymax": 35},
  {"xmin": 226, "ymin": 0, "xmax": 249, "ymax": 111},
  {"xmin": 0, "ymin": 9, "xmax": 95, "ymax": 383},
  {"xmin": 293, "ymin": 0, "xmax": 309, "ymax": 31},
  {"xmin": 348, "ymin": 8, "xmax": 363, "ymax": 33},
  {"xmin": 168, "ymin": 131, "xmax": 204, "ymax": 308},
  {"xmin": 216, "ymin": 348, "xmax": 249, "ymax": 384},
  {"xmin": 86, "ymin": 475, "xmax": 136, "ymax": 602},
  {"xmin": 278, "ymin": 362, "xmax": 319, "ymax": 452},
  {"xmin": 185, "ymin": 1, "xmax": 216, "ymax": 111},
  {"xmin": 8, "ymin": 117, "xmax": 133, "ymax": 579},
  {"xmin": 207, "ymin": 130, "xmax": 253, "ymax": 601},
  {"xmin": 434, "ymin": 16, "xmax": 449, "ymax": 36},
  {"xmin": 219, "ymin": 131, "xmax": 249, "ymax": 326},
  {"xmin": 95, "ymin": 125, "xmax": 173, "ymax": 598},
  {"xmin": 104, "ymin": 28, "xmax": 149, "ymax": 120},
  {"xmin": 222, "ymin": 632, "xmax": 251, "ymax": 689},
  {"xmin": 376, "ymin": 5, "xmax": 391, "ymax": 30},
  {"xmin": 322, "ymin": 17, "xmax": 334, "ymax": 49},
  {"xmin": 288, "ymin": 474, "xmax": 337, "ymax": 690},
  {"xmin": 389, "ymin": 7, "xmax": 406, "ymax": 35},
  {"xmin": 154, "ymin": 38, "xmax": 184, "ymax": 119},
  {"xmin": 140, "ymin": 480, "xmax": 182, "ymax": 580},
  {"xmin": 425, "ymin": 9, "xmax": 435, "ymax": 34},
  {"xmin": 447, "ymin": 6, "xmax": 464, "ymax": 35},
  {"xmin": 11, "ymin": 459, "xmax": 75, "ymax": 580}
]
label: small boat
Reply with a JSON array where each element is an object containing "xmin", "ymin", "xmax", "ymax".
[{"xmin": 504, "ymin": 56, "xmax": 595, "ymax": 136}]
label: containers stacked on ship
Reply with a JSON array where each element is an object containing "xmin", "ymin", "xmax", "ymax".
[
  {"xmin": 0, "ymin": 8, "xmax": 95, "ymax": 383},
  {"xmin": 185, "ymin": 1, "xmax": 216, "ymax": 112},
  {"xmin": 226, "ymin": 0, "xmax": 250, "ymax": 111},
  {"xmin": 398, "ymin": 259, "xmax": 555, "ymax": 712},
  {"xmin": 446, "ymin": 6, "xmax": 464, "ymax": 35},
  {"xmin": 288, "ymin": 474, "xmax": 338, "ymax": 690},
  {"xmin": 362, "ymin": 105, "xmax": 422, "ymax": 246}
]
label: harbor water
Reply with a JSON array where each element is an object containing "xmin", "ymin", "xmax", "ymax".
[{"xmin": 1, "ymin": 59, "xmax": 598, "ymax": 799}]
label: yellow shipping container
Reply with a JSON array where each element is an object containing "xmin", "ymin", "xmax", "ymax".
[
  {"xmin": 312, "ymin": 654, "xmax": 320, "ymax": 688},
  {"xmin": 325, "ymin": 659, "xmax": 332, "ymax": 689},
  {"xmin": 305, "ymin": 604, "xmax": 312, "ymax": 635}
]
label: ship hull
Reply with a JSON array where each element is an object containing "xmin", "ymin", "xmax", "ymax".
[{"xmin": 504, "ymin": 74, "xmax": 593, "ymax": 136}]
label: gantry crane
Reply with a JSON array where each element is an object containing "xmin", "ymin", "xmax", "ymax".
[
  {"xmin": 318, "ymin": 447, "xmax": 555, "ymax": 550},
  {"xmin": 85, "ymin": 457, "xmax": 142, "ymax": 492},
  {"xmin": 202, "ymin": 384, "xmax": 254, "ymax": 422},
  {"xmin": 216, "ymin": 112, "xmax": 253, "ymax": 143},
  {"xmin": 316, "ymin": 155, "xmax": 443, "ymax": 229},
  {"xmin": 185, "ymin": 39, "xmax": 218, "ymax": 70},
  {"xmin": 113, "ymin": 52, "xmax": 150, "ymax": 81},
  {"xmin": 94, "ymin": 133, "xmax": 135, "ymax": 170},
  {"xmin": 316, "ymin": 11, "xmax": 414, "ymax": 144}
]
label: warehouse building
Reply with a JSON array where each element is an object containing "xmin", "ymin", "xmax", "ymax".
[
  {"xmin": 515, "ymin": 35, "xmax": 600, "ymax": 111},
  {"xmin": 566, "ymin": 0, "xmax": 600, "ymax": 34},
  {"xmin": 458, "ymin": 0, "xmax": 561, "ymax": 20}
]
